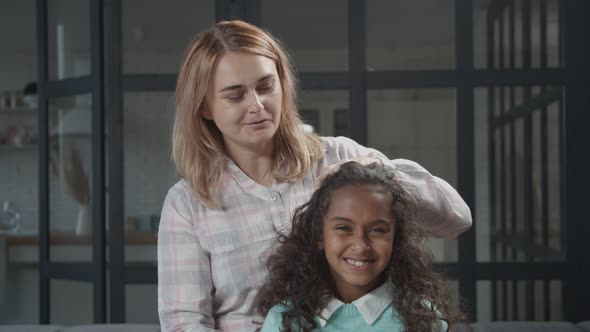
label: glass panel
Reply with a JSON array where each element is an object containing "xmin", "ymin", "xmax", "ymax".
[
  {"xmin": 0, "ymin": 1, "xmax": 38, "ymax": 323},
  {"xmin": 515, "ymin": 86, "xmax": 525, "ymax": 108},
  {"xmin": 531, "ymin": 0, "xmax": 541, "ymax": 68},
  {"xmin": 126, "ymin": 284, "xmax": 158, "ymax": 323},
  {"xmin": 515, "ymin": 0, "xmax": 524, "ymax": 68},
  {"xmin": 49, "ymin": 95, "xmax": 93, "ymax": 262},
  {"xmin": 123, "ymin": 92, "xmax": 177, "ymax": 262},
  {"xmin": 445, "ymin": 280, "xmax": 461, "ymax": 312},
  {"xmin": 261, "ymin": 0, "xmax": 348, "ymax": 72},
  {"xmin": 532, "ymin": 111, "xmax": 542, "ymax": 246},
  {"xmin": 473, "ymin": 0, "xmax": 524, "ymax": 69},
  {"xmin": 368, "ymin": 88, "xmax": 457, "ymax": 262},
  {"xmin": 494, "ymin": 130, "xmax": 502, "ymax": 262},
  {"xmin": 50, "ymin": 280, "xmax": 93, "ymax": 324},
  {"xmin": 48, "ymin": 0, "xmax": 91, "ymax": 80},
  {"xmin": 473, "ymin": 1, "xmax": 487, "ymax": 69},
  {"xmin": 494, "ymin": 17, "xmax": 501, "ymax": 69},
  {"xmin": 549, "ymin": 280, "xmax": 562, "ymax": 320},
  {"xmin": 516, "ymin": 280, "xmax": 527, "ymax": 320},
  {"xmin": 0, "ymin": 109, "xmax": 38, "ymax": 232},
  {"xmin": 298, "ymin": 90, "xmax": 349, "ymax": 137},
  {"xmin": 546, "ymin": 0, "xmax": 560, "ymax": 67},
  {"xmin": 487, "ymin": 279, "xmax": 562, "ymax": 322},
  {"xmin": 477, "ymin": 281, "xmax": 492, "ymax": 321},
  {"xmin": 514, "ymin": 119, "xmax": 525, "ymax": 262},
  {"xmin": 367, "ymin": 0, "xmax": 455, "ymax": 70},
  {"xmin": 0, "ymin": 256, "xmax": 39, "ymax": 322},
  {"xmin": 474, "ymin": 88, "xmax": 490, "ymax": 262},
  {"xmin": 547, "ymin": 101, "xmax": 561, "ymax": 251},
  {"xmin": 502, "ymin": 7, "xmax": 510, "ymax": 68},
  {"xmin": 503, "ymin": 87, "xmax": 510, "ymax": 113},
  {"xmin": 503, "ymin": 124, "xmax": 511, "ymax": 262},
  {"xmin": 506, "ymin": 280, "xmax": 514, "ymax": 320},
  {"xmin": 122, "ymin": 0, "xmax": 215, "ymax": 74},
  {"xmin": 494, "ymin": 87, "xmax": 501, "ymax": 117}
]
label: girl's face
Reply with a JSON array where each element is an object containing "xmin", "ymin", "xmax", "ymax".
[
  {"xmin": 319, "ymin": 184, "xmax": 395, "ymax": 303},
  {"xmin": 204, "ymin": 52, "xmax": 283, "ymax": 155}
]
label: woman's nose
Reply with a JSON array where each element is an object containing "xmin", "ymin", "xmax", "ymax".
[{"xmin": 246, "ymin": 91, "xmax": 264, "ymax": 112}]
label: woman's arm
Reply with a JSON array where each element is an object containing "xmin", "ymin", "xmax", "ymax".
[
  {"xmin": 321, "ymin": 136, "xmax": 472, "ymax": 238},
  {"xmin": 158, "ymin": 185, "xmax": 219, "ymax": 332}
]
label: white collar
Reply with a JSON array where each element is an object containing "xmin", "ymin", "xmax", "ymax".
[{"xmin": 317, "ymin": 282, "xmax": 394, "ymax": 327}]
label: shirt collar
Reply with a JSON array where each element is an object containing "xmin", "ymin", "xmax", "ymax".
[{"xmin": 317, "ymin": 282, "xmax": 394, "ymax": 327}]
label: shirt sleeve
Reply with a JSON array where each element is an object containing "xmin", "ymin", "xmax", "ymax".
[
  {"xmin": 322, "ymin": 136, "xmax": 472, "ymax": 238},
  {"xmin": 158, "ymin": 184, "xmax": 220, "ymax": 332},
  {"xmin": 259, "ymin": 305, "xmax": 287, "ymax": 332}
]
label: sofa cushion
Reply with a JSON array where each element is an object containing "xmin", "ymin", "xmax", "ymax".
[
  {"xmin": 60, "ymin": 325, "xmax": 159, "ymax": 332},
  {"xmin": 0, "ymin": 326, "xmax": 63, "ymax": 332},
  {"xmin": 578, "ymin": 321, "xmax": 590, "ymax": 332},
  {"xmin": 471, "ymin": 321, "xmax": 583, "ymax": 332}
]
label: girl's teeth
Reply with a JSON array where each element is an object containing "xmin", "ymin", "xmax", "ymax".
[{"xmin": 346, "ymin": 258, "xmax": 370, "ymax": 266}]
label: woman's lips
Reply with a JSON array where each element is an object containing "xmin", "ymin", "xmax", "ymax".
[{"xmin": 245, "ymin": 119, "xmax": 271, "ymax": 129}]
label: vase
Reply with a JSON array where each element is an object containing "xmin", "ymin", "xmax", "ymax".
[{"xmin": 75, "ymin": 204, "xmax": 91, "ymax": 236}]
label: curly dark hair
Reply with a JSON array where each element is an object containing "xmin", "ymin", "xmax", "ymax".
[{"xmin": 254, "ymin": 161, "xmax": 465, "ymax": 331}]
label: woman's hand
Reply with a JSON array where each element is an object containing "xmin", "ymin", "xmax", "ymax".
[{"xmin": 316, "ymin": 157, "xmax": 385, "ymax": 187}]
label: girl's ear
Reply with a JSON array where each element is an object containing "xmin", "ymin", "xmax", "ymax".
[{"xmin": 317, "ymin": 241, "xmax": 324, "ymax": 250}]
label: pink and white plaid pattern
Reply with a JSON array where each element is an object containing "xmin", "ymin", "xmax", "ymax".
[{"xmin": 158, "ymin": 136, "xmax": 472, "ymax": 332}]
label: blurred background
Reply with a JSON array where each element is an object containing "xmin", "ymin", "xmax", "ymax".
[{"xmin": 0, "ymin": 0, "xmax": 589, "ymax": 326}]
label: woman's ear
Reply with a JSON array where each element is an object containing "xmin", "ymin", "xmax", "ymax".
[
  {"xmin": 201, "ymin": 105, "xmax": 212, "ymax": 120},
  {"xmin": 317, "ymin": 241, "xmax": 324, "ymax": 250}
]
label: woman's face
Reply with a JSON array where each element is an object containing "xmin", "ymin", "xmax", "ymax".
[{"xmin": 204, "ymin": 52, "xmax": 282, "ymax": 155}]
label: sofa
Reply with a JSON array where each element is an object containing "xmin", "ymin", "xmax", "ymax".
[
  {"xmin": 467, "ymin": 321, "xmax": 590, "ymax": 331},
  {"xmin": 1, "ymin": 321, "xmax": 590, "ymax": 331},
  {"xmin": 0, "ymin": 325, "xmax": 160, "ymax": 332}
]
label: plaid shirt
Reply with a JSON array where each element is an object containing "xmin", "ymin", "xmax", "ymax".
[{"xmin": 158, "ymin": 136, "xmax": 472, "ymax": 332}]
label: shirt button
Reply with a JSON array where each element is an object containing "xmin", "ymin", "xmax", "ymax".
[
  {"xmin": 279, "ymin": 226, "xmax": 287, "ymax": 234},
  {"xmin": 270, "ymin": 195, "xmax": 277, "ymax": 201}
]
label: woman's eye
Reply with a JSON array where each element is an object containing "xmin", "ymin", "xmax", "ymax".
[
  {"xmin": 335, "ymin": 225, "xmax": 351, "ymax": 232},
  {"xmin": 369, "ymin": 228, "xmax": 385, "ymax": 233},
  {"xmin": 226, "ymin": 94, "xmax": 244, "ymax": 102},
  {"xmin": 257, "ymin": 83, "xmax": 274, "ymax": 93}
]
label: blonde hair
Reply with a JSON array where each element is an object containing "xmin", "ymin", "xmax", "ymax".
[{"xmin": 173, "ymin": 20, "xmax": 324, "ymax": 208}]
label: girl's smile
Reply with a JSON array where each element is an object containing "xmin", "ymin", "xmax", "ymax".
[{"xmin": 342, "ymin": 257, "xmax": 376, "ymax": 270}]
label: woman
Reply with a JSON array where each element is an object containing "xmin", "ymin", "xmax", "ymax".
[{"xmin": 158, "ymin": 20, "xmax": 471, "ymax": 332}]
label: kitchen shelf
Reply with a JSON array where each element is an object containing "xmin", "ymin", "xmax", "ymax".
[
  {"xmin": 0, "ymin": 107, "xmax": 37, "ymax": 114},
  {"xmin": 0, "ymin": 144, "xmax": 37, "ymax": 151}
]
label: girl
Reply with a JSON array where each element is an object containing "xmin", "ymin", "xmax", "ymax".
[
  {"xmin": 255, "ymin": 161, "xmax": 464, "ymax": 331},
  {"xmin": 158, "ymin": 20, "xmax": 471, "ymax": 331}
]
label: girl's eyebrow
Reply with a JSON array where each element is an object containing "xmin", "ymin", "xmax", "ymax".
[
  {"xmin": 218, "ymin": 74, "xmax": 274, "ymax": 93},
  {"xmin": 327, "ymin": 216, "xmax": 353, "ymax": 223},
  {"xmin": 327, "ymin": 217, "xmax": 393, "ymax": 225}
]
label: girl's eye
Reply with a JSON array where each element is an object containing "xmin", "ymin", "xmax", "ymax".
[
  {"xmin": 369, "ymin": 228, "xmax": 385, "ymax": 233},
  {"xmin": 335, "ymin": 225, "xmax": 351, "ymax": 232}
]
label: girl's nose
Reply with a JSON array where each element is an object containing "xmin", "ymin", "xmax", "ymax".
[{"xmin": 351, "ymin": 233, "xmax": 371, "ymax": 253}]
